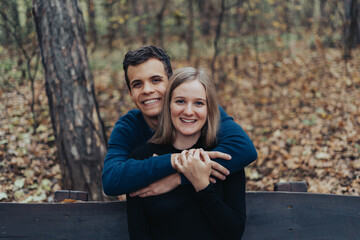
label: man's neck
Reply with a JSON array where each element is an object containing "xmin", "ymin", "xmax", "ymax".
[{"xmin": 143, "ymin": 116, "xmax": 159, "ymax": 131}]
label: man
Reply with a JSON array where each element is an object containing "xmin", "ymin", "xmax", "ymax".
[{"xmin": 102, "ymin": 45, "xmax": 257, "ymax": 197}]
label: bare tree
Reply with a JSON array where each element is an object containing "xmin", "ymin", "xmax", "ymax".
[
  {"xmin": 344, "ymin": 0, "xmax": 360, "ymax": 60},
  {"xmin": 0, "ymin": 2, "xmax": 40, "ymax": 134},
  {"xmin": 87, "ymin": 0, "xmax": 97, "ymax": 49},
  {"xmin": 33, "ymin": 0, "xmax": 107, "ymax": 201},
  {"xmin": 131, "ymin": 0, "xmax": 146, "ymax": 44},
  {"xmin": 187, "ymin": 0, "xmax": 194, "ymax": 61},
  {"xmin": 155, "ymin": 0, "xmax": 169, "ymax": 48}
]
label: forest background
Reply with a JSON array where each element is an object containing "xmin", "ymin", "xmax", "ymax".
[{"xmin": 0, "ymin": 0, "xmax": 359, "ymax": 202}]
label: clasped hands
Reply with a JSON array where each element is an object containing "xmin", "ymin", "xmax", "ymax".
[{"xmin": 129, "ymin": 149, "xmax": 231, "ymax": 198}]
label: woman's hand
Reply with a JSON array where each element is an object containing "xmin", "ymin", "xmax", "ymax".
[{"xmin": 174, "ymin": 149, "xmax": 211, "ymax": 192}]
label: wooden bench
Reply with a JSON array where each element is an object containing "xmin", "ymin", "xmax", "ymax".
[{"xmin": 1, "ymin": 182, "xmax": 359, "ymax": 239}]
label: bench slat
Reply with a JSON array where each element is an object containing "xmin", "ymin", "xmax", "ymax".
[{"xmin": 1, "ymin": 192, "xmax": 359, "ymax": 239}]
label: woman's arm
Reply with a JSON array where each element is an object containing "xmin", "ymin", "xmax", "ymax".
[
  {"xmin": 211, "ymin": 106, "xmax": 257, "ymax": 174},
  {"xmin": 127, "ymin": 194, "xmax": 154, "ymax": 240},
  {"xmin": 196, "ymin": 170, "xmax": 246, "ymax": 239},
  {"xmin": 174, "ymin": 149, "xmax": 246, "ymax": 239}
]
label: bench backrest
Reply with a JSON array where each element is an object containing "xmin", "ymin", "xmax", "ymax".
[{"xmin": 1, "ymin": 191, "xmax": 359, "ymax": 239}]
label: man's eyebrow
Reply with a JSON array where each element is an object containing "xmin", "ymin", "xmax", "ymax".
[
  {"xmin": 130, "ymin": 79, "xmax": 141, "ymax": 85},
  {"xmin": 149, "ymin": 75, "xmax": 163, "ymax": 79}
]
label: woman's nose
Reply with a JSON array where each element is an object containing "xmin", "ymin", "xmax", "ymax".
[{"xmin": 183, "ymin": 104, "xmax": 193, "ymax": 115}]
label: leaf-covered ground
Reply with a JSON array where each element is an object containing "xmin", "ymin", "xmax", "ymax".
[{"xmin": 0, "ymin": 46, "xmax": 359, "ymax": 202}]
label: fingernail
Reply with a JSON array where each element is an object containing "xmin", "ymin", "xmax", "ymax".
[{"xmin": 227, "ymin": 170, "xmax": 230, "ymax": 175}]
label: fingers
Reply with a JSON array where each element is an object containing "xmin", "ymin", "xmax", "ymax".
[
  {"xmin": 200, "ymin": 149, "xmax": 211, "ymax": 164},
  {"xmin": 174, "ymin": 154, "xmax": 184, "ymax": 173},
  {"xmin": 209, "ymin": 177, "xmax": 216, "ymax": 184},
  {"xmin": 130, "ymin": 187, "xmax": 150, "ymax": 197},
  {"xmin": 193, "ymin": 149, "xmax": 200, "ymax": 160},
  {"xmin": 206, "ymin": 151, "xmax": 231, "ymax": 160},
  {"xmin": 211, "ymin": 168, "xmax": 226, "ymax": 180},
  {"xmin": 211, "ymin": 160, "xmax": 230, "ymax": 176}
]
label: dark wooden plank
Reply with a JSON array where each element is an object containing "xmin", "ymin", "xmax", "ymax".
[
  {"xmin": 1, "ymin": 192, "xmax": 359, "ymax": 239},
  {"xmin": 54, "ymin": 190, "xmax": 88, "ymax": 202},
  {"xmin": 274, "ymin": 181, "xmax": 308, "ymax": 192},
  {"xmin": 0, "ymin": 201, "xmax": 129, "ymax": 240},
  {"xmin": 243, "ymin": 192, "xmax": 360, "ymax": 239}
]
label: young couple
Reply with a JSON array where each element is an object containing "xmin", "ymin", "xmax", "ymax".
[{"xmin": 102, "ymin": 46, "xmax": 257, "ymax": 239}]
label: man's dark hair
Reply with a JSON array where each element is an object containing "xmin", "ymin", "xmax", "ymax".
[{"xmin": 123, "ymin": 45, "xmax": 173, "ymax": 91}]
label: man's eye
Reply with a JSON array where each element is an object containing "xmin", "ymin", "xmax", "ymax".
[
  {"xmin": 152, "ymin": 78, "xmax": 161, "ymax": 83},
  {"xmin": 132, "ymin": 82, "xmax": 141, "ymax": 88}
]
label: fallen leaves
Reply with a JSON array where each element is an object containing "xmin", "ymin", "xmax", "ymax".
[
  {"xmin": 223, "ymin": 46, "xmax": 360, "ymax": 195},
  {"xmin": 0, "ymin": 43, "xmax": 359, "ymax": 203}
]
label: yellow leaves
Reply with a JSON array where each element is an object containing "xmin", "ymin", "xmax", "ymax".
[{"xmin": 109, "ymin": 15, "xmax": 129, "ymax": 26}]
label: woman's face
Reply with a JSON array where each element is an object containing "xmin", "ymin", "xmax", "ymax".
[{"xmin": 170, "ymin": 80, "xmax": 208, "ymax": 140}]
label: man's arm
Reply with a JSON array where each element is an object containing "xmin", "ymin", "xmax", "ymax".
[
  {"xmin": 102, "ymin": 110, "xmax": 176, "ymax": 196},
  {"xmin": 211, "ymin": 106, "xmax": 258, "ymax": 174},
  {"xmin": 129, "ymin": 107, "xmax": 257, "ymax": 197}
]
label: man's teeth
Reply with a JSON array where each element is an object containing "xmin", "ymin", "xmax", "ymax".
[
  {"xmin": 143, "ymin": 99, "xmax": 159, "ymax": 105},
  {"xmin": 181, "ymin": 119, "xmax": 196, "ymax": 123}
]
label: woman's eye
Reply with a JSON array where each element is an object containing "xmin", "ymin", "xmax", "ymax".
[
  {"xmin": 195, "ymin": 101, "xmax": 205, "ymax": 106},
  {"xmin": 176, "ymin": 100, "xmax": 185, "ymax": 104}
]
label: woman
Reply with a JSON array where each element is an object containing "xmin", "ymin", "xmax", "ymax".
[{"xmin": 127, "ymin": 67, "xmax": 246, "ymax": 240}]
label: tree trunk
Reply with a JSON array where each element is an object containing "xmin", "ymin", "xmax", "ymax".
[
  {"xmin": 156, "ymin": 0, "xmax": 168, "ymax": 48},
  {"xmin": 33, "ymin": 0, "xmax": 107, "ymax": 201},
  {"xmin": 186, "ymin": 0, "xmax": 194, "ymax": 61},
  {"xmin": 131, "ymin": 0, "xmax": 146, "ymax": 44},
  {"xmin": 344, "ymin": 0, "xmax": 360, "ymax": 60},
  {"xmin": 87, "ymin": 0, "xmax": 97, "ymax": 48},
  {"xmin": 211, "ymin": 0, "xmax": 225, "ymax": 79},
  {"xmin": 105, "ymin": 0, "xmax": 115, "ymax": 50},
  {"xmin": 0, "ymin": 1, "xmax": 19, "ymax": 47},
  {"xmin": 198, "ymin": 0, "xmax": 214, "ymax": 36}
]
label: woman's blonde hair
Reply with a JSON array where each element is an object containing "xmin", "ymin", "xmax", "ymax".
[{"xmin": 150, "ymin": 67, "xmax": 219, "ymax": 148}]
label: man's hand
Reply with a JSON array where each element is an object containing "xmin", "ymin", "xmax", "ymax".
[
  {"xmin": 172, "ymin": 150, "xmax": 231, "ymax": 183},
  {"xmin": 205, "ymin": 151, "xmax": 231, "ymax": 181},
  {"xmin": 129, "ymin": 173, "xmax": 181, "ymax": 198}
]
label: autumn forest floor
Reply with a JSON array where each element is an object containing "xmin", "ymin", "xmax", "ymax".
[{"xmin": 0, "ymin": 44, "xmax": 359, "ymax": 202}]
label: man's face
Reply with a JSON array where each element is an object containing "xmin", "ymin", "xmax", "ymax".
[{"xmin": 128, "ymin": 58, "xmax": 168, "ymax": 127}]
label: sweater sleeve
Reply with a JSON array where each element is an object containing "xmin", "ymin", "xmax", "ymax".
[
  {"xmin": 127, "ymin": 195, "xmax": 154, "ymax": 240},
  {"xmin": 102, "ymin": 111, "xmax": 176, "ymax": 196},
  {"xmin": 195, "ymin": 169, "xmax": 246, "ymax": 240},
  {"xmin": 213, "ymin": 106, "xmax": 257, "ymax": 174}
]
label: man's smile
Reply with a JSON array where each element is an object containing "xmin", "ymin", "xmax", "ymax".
[{"xmin": 142, "ymin": 98, "xmax": 162, "ymax": 106}]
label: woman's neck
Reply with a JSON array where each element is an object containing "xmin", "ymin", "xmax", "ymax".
[{"xmin": 172, "ymin": 132, "xmax": 201, "ymax": 150}]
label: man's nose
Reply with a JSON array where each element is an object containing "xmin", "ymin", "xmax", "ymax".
[{"xmin": 142, "ymin": 82, "xmax": 155, "ymax": 94}]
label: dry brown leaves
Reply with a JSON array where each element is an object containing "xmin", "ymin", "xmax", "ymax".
[
  {"xmin": 0, "ymin": 46, "xmax": 359, "ymax": 202},
  {"xmin": 222, "ymin": 46, "xmax": 360, "ymax": 195}
]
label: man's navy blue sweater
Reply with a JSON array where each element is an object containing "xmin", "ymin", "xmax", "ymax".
[{"xmin": 102, "ymin": 107, "xmax": 257, "ymax": 195}]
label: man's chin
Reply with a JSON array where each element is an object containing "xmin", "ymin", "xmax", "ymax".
[{"xmin": 142, "ymin": 110, "xmax": 161, "ymax": 119}]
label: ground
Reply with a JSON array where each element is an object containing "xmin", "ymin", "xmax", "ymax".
[{"xmin": 0, "ymin": 47, "xmax": 359, "ymax": 202}]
